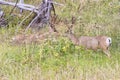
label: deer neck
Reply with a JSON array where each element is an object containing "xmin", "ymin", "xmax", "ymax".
[{"xmin": 67, "ymin": 33, "xmax": 79, "ymax": 45}]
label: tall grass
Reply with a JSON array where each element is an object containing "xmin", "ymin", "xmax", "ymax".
[{"xmin": 0, "ymin": 0, "xmax": 120, "ymax": 80}]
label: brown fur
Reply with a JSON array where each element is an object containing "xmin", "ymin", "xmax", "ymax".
[{"xmin": 66, "ymin": 32, "xmax": 111, "ymax": 57}]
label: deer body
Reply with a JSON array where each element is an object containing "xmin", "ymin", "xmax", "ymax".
[
  {"xmin": 65, "ymin": 16, "xmax": 112, "ymax": 57},
  {"xmin": 78, "ymin": 36, "xmax": 99, "ymax": 50},
  {"xmin": 66, "ymin": 33, "xmax": 112, "ymax": 57}
]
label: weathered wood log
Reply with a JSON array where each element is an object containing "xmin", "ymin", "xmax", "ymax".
[
  {"xmin": 0, "ymin": 0, "xmax": 63, "ymax": 14},
  {"xmin": 25, "ymin": 0, "xmax": 58, "ymax": 32},
  {"xmin": 19, "ymin": 0, "xmax": 24, "ymax": 13},
  {"xmin": 0, "ymin": 8, "xmax": 8, "ymax": 27},
  {"xmin": 0, "ymin": 18, "xmax": 8, "ymax": 27},
  {"xmin": 0, "ymin": 8, "xmax": 4, "ymax": 18},
  {"xmin": 0, "ymin": 0, "xmax": 64, "ymax": 32},
  {"xmin": 0, "ymin": 0, "xmax": 38, "ymax": 13}
]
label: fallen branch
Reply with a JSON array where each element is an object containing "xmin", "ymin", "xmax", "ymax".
[
  {"xmin": 25, "ymin": 0, "xmax": 57, "ymax": 32},
  {"xmin": 19, "ymin": 0, "xmax": 24, "ymax": 13},
  {"xmin": 48, "ymin": 1, "xmax": 64, "ymax": 6},
  {"xmin": 0, "ymin": 18, "xmax": 8, "ymax": 27},
  {"xmin": 0, "ymin": 0, "xmax": 64, "ymax": 32},
  {"xmin": 0, "ymin": 0, "xmax": 38, "ymax": 13},
  {"xmin": 9, "ymin": 0, "xmax": 19, "ymax": 15},
  {"xmin": 25, "ymin": 7, "xmax": 49, "ymax": 31},
  {"xmin": 15, "ymin": 11, "xmax": 34, "ymax": 34}
]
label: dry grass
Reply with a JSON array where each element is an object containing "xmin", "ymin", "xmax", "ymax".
[{"xmin": 0, "ymin": 0, "xmax": 119, "ymax": 80}]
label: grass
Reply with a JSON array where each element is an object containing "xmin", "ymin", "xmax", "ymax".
[
  {"xmin": 0, "ymin": 38, "xmax": 120, "ymax": 80},
  {"xmin": 0, "ymin": 0, "xmax": 120, "ymax": 80}
]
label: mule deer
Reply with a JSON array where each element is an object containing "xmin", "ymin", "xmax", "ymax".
[{"xmin": 65, "ymin": 21, "xmax": 112, "ymax": 57}]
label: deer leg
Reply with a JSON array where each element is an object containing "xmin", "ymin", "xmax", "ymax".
[
  {"xmin": 103, "ymin": 50, "xmax": 111, "ymax": 57},
  {"xmin": 100, "ymin": 44, "xmax": 111, "ymax": 57}
]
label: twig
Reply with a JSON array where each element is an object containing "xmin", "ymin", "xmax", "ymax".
[
  {"xmin": 9, "ymin": 0, "xmax": 19, "ymax": 15},
  {"xmin": 19, "ymin": 11, "xmax": 34, "ymax": 27},
  {"xmin": 48, "ymin": 1, "xmax": 64, "ymax": 6},
  {"xmin": 25, "ymin": 7, "xmax": 48, "ymax": 32},
  {"xmin": 19, "ymin": 0, "xmax": 24, "ymax": 13},
  {"xmin": 0, "ymin": 0, "xmax": 38, "ymax": 13},
  {"xmin": 15, "ymin": 11, "xmax": 34, "ymax": 34},
  {"xmin": 0, "ymin": 0, "xmax": 62, "ymax": 32}
]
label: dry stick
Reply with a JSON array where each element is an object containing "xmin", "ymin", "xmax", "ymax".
[
  {"xmin": 20, "ymin": 0, "xmax": 49, "ymax": 32},
  {"xmin": 48, "ymin": 1, "xmax": 64, "ymax": 6},
  {"xmin": 0, "ymin": 0, "xmax": 36, "ymax": 8},
  {"xmin": 44, "ymin": 0, "xmax": 57, "ymax": 32},
  {"xmin": 0, "ymin": 0, "xmax": 38, "ymax": 13},
  {"xmin": 19, "ymin": 0, "xmax": 24, "ymax": 13},
  {"xmin": 46, "ymin": 2, "xmax": 51, "ymax": 31},
  {"xmin": 47, "ymin": 2, "xmax": 54, "ymax": 31},
  {"xmin": 25, "ymin": 7, "xmax": 48, "ymax": 32},
  {"xmin": 0, "ymin": 0, "xmax": 63, "ymax": 13},
  {"xmin": 47, "ymin": 2, "xmax": 51, "ymax": 20},
  {"xmin": 15, "ymin": 11, "xmax": 34, "ymax": 34},
  {"xmin": 19, "ymin": 11, "xmax": 34, "ymax": 27},
  {"xmin": 4, "ymin": 0, "xmax": 19, "ymax": 27},
  {"xmin": 9, "ymin": 0, "xmax": 19, "ymax": 15}
]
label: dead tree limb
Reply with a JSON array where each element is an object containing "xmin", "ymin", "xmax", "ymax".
[
  {"xmin": 0, "ymin": 0, "xmax": 63, "ymax": 14},
  {"xmin": 0, "ymin": 0, "xmax": 64, "ymax": 32},
  {"xmin": 25, "ymin": 7, "xmax": 48, "ymax": 31},
  {"xmin": 0, "ymin": 8, "xmax": 8, "ymax": 27},
  {"xmin": 0, "ymin": 0, "xmax": 38, "ymax": 13},
  {"xmin": 19, "ymin": 0, "xmax": 24, "ymax": 13},
  {"xmin": 26, "ymin": 0, "xmax": 59, "ymax": 32},
  {"xmin": 9, "ymin": 0, "xmax": 19, "ymax": 15}
]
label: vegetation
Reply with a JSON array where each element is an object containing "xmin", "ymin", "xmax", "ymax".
[{"xmin": 0, "ymin": 0, "xmax": 120, "ymax": 80}]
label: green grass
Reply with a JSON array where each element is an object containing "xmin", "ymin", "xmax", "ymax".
[
  {"xmin": 0, "ymin": 0, "xmax": 120, "ymax": 80},
  {"xmin": 0, "ymin": 38, "xmax": 120, "ymax": 80}
]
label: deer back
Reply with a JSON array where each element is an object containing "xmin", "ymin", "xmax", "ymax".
[{"xmin": 78, "ymin": 36, "xmax": 99, "ymax": 50}]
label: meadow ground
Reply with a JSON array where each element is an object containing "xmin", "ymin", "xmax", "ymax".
[{"xmin": 0, "ymin": 0, "xmax": 120, "ymax": 80}]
